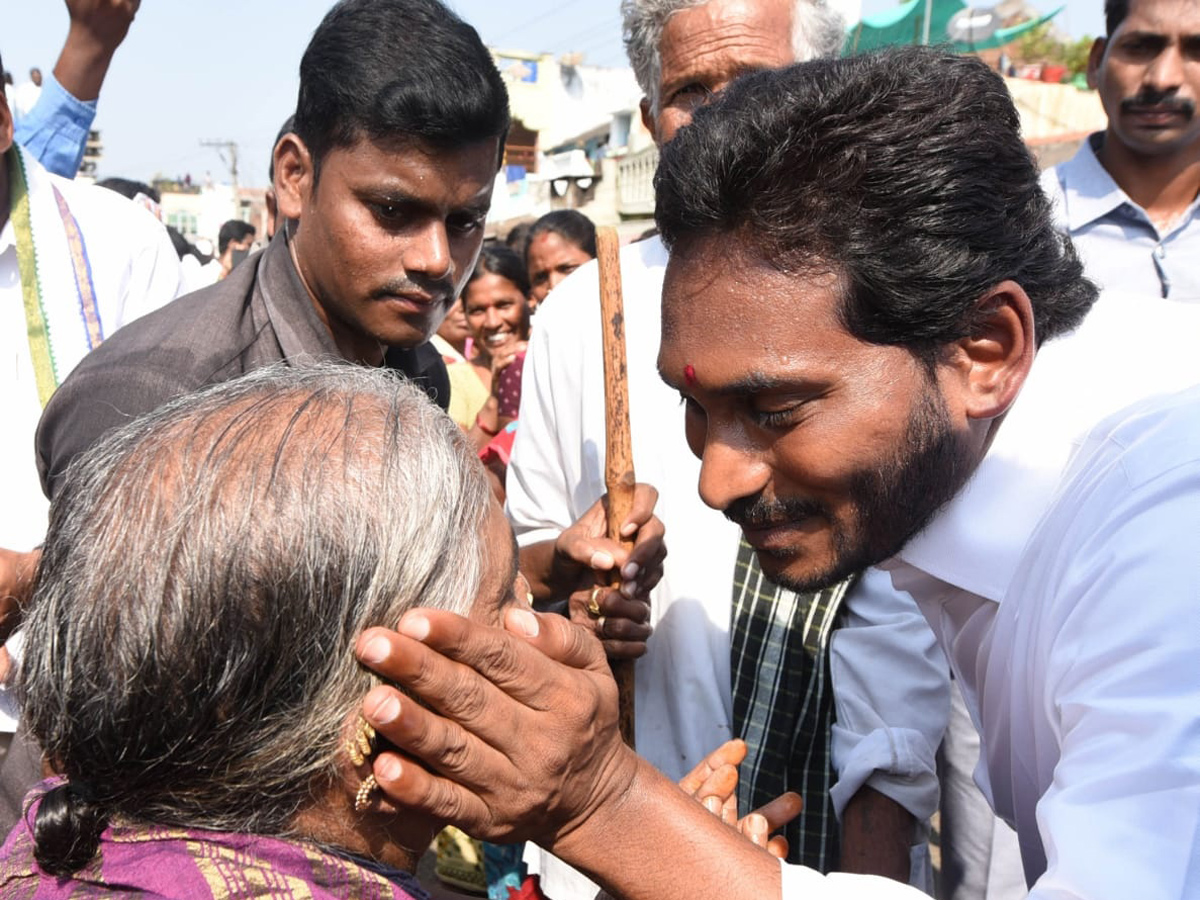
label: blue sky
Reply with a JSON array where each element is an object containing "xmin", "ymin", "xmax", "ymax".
[{"xmin": 3, "ymin": 0, "xmax": 1105, "ymax": 188}]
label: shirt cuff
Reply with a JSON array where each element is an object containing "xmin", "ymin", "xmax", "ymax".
[
  {"xmin": 829, "ymin": 724, "xmax": 940, "ymax": 823},
  {"xmin": 13, "ymin": 72, "xmax": 97, "ymax": 178}
]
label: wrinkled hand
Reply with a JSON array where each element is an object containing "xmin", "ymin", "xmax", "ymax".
[
  {"xmin": 355, "ymin": 607, "xmax": 638, "ymax": 844},
  {"xmin": 0, "ymin": 547, "xmax": 40, "ymax": 649},
  {"xmin": 66, "ymin": 0, "xmax": 140, "ymax": 51},
  {"xmin": 679, "ymin": 739, "xmax": 802, "ymax": 859}
]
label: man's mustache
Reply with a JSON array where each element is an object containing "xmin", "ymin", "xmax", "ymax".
[
  {"xmin": 724, "ymin": 493, "xmax": 827, "ymax": 529},
  {"xmin": 369, "ymin": 275, "xmax": 455, "ymax": 302},
  {"xmin": 1121, "ymin": 90, "xmax": 1195, "ymax": 118}
]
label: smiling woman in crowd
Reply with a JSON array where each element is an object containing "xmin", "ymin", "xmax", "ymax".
[{"xmin": 456, "ymin": 246, "xmax": 533, "ymax": 453}]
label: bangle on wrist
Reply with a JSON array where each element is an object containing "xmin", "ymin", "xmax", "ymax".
[{"xmin": 476, "ymin": 413, "xmax": 499, "ymax": 437}]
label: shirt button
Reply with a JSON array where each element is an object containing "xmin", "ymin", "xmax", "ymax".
[{"xmin": 1154, "ymin": 245, "xmax": 1166, "ymax": 259}]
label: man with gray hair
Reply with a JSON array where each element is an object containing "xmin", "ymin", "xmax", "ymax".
[{"xmin": 505, "ymin": 0, "xmax": 946, "ymax": 890}]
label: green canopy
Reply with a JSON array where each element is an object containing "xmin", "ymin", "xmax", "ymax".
[
  {"xmin": 845, "ymin": 1, "xmax": 1063, "ymax": 55},
  {"xmin": 970, "ymin": 7, "xmax": 1063, "ymax": 51}
]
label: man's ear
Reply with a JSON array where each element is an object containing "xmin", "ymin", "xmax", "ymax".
[
  {"xmin": 274, "ymin": 134, "xmax": 313, "ymax": 223},
  {"xmin": 1086, "ymin": 37, "xmax": 1107, "ymax": 90},
  {"xmin": 942, "ymin": 280, "xmax": 1035, "ymax": 423},
  {"xmin": 639, "ymin": 97, "xmax": 658, "ymax": 143}
]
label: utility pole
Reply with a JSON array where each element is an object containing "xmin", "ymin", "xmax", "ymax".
[{"xmin": 200, "ymin": 139, "xmax": 240, "ymax": 218}]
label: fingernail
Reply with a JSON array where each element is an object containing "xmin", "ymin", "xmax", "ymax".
[
  {"xmin": 620, "ymin": 522, "xmax": 637, "ymax": 537},
  {"xmin": 621, "ymin": 561, "xmax": 639, "ymax": 579},
  {"xmin": 704, "ymin": 796, "xmax": 722, "ymax": 814},
  {"xmin": 507, "ymin": 607, "xmax": 540, "ymax": 638},
  {"xmin": 365, "ymin": 691, "xmax": 401, "ymax": 725},
  {"xmin": 399, "ymin": 613, "xmax": 430, "ymax": 641},
  {"xmin": 590, "ymin": 551, "xmax": 615, "ymax": 571},
  {"xmin": 621, "ymin": 580, "xmax": 637, "ymax": 599},
  {"xmin": 376, "ymin": 756, "xmax": 402, "ymax": 782},
  {"xmin": 359, "ymin": 636, "xmax": 391, "ymax": 664},
  {"xmin": 746, "ymin": 813, "xmax": 767, "ymax": 836}
]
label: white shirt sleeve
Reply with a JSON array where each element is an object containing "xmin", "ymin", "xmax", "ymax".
[
  {"xmin": 828, "ymin": 567, "xmax": 950, "ymax": 825},
  {"xmin": 506, "ymin": 261, "xmax": 607, "ymax": 546},
  {"xmin": 114, "ymin": 203, "xmax": 186, "ymax": 327},
  {"xmin": 780, "ymin": 858, "xmax": 929, "ymax": 898},
  {"xmin": 1013, "ymin": 429, "xmax": 1200, "ymax": 900}
]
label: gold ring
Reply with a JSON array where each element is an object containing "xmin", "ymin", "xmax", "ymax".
[
  {"xmin": 586, "ymin": 585, "xmax": 603, "ymax": 617},
  {"xmin": 596, "ymin": 615, "xmax": 607, "ymax": 635}
]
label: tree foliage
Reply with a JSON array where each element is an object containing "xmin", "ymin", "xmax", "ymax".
[{"xmin": 1012, "ymin": 22, "xmax": 1095, "ymax": 79}]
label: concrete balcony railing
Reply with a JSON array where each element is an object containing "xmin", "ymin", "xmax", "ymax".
[{"xmin": 616, "ymin": 144, "xmax": 659, "ymax": 218}]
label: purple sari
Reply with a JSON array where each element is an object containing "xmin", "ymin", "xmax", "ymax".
[{"xmin": 0, "ymin": 782, "xmax": 429, "ymax": 900}]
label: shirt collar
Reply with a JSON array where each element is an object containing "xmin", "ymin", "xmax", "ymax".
[
  {"xmin": 253, "ymin": 226, "xmax": 343, "ymax": 363},
  {"xmin": 1056, "ymin": 133, "xmax": 1141, "ymax": 232},
  {"xmin": 890, "ymin": 292, "xmax": 1200, "ymax": 603}
]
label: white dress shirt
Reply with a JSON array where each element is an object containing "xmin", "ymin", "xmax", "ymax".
[{"xmin": 795, "ymin": 292, "xmax": 1200, "ymax": 899}]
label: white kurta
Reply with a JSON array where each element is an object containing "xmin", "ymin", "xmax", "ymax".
[
  {"xmin": 1, "ymin": 151, "xmax": 183, "ymax": 730},
  {"xmin": 1, "ymin": 157, "xmax": 183, "ymax": 553}
]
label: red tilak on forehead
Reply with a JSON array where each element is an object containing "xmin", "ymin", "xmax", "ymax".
[{"xmin": 684, "ymin": 364, "xmax": 696, "ymax": 386}]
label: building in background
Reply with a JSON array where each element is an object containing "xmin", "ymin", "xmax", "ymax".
[{"xmin": 156, "ymin": 178, "xmax": 267, "ymax": 253}]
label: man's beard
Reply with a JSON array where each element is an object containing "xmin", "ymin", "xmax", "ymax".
[{"xmin": 726, "ymin": 384, "xmax": 976, "ymax": 592}]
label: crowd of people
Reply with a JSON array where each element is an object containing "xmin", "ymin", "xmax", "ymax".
[{"xmin": 0, "ymin": 0, "xmax": 1197, "ymax": 899}]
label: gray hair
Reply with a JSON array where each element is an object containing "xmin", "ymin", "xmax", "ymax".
[
  {"xmin": 621, "ymin": 0, "xmax": 846, "ymax": 115},
  {"xmin": 19, "ymin": 363, "xmax": 493, "ymax": 844}
]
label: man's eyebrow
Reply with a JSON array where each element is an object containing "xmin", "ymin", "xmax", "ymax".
[
  {"xmin": 1117, "ymin": 29, "xmax": 1167, "ymax": 41},
  {"xmin": 657, "ymin": 363, "xmax": 818, "ymax": 396},
  {"xmin": 356, "ymin": 184, "xmax": 418, "ymax": 203},
  {"xmin": 354, "ymin": 188, "xmax": 490, "ymax": 217}
]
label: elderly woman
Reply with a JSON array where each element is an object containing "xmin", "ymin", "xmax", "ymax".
[{"xmin": 0, "ymin": 365, "xmax": 519, "ymax": 898}]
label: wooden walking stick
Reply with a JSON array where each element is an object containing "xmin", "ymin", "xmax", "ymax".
[{"xmin": 596, "ymin": 226, "xmax": 637, "ymax": 749}]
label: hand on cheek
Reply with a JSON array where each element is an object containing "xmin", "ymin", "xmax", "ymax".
[{"xmin": 354, "ymin": 607, "xmax": 637, "ymax": 844}]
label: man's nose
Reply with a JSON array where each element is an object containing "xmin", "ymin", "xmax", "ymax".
[
  {"xmin": 404, "ymin": 220, "xmax": 453, "ymax": 282},
  {"xmin": 1146, "ymin": 44, "xmax": 1186, "ymax": 92},
  {"xmin": 696, "ymin": 435, "xmax": 771, "ymax": 513}
]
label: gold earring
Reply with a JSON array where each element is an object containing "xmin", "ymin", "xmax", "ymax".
[
  {"xmin": 355, "ymin": 774, "xmax": 378, "ymax": 812},
  {"xmin": 347, "ymin": 717, "xmax": 376, "ymax": 767}
]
